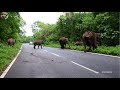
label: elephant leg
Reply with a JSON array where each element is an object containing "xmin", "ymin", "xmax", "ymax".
[
  {"xmin": 41, "ymin": 45, "xmax": 42, "ymax": 49},
  {"xmin": 62, "ymin": 43, "xmax": 65, "ymax": 49},
  {"xmin": 83, "ymin": 41, "xmax": 87, "ymax": 52},
  {"xmin": 84, "ymin": 45, "xmax": 87, "ymax": 52},
  {"xmin": 38, "ymin": 45, "xmax": 40, "ymax": 49},
  {"xmin": 60, "ymin": 42, "xmax": 64, "ymax": 49},
  {"xmin": 61, "ymin": 45, "xmax": 64, "ymax": 49},
  {"xmin": 59, "ymin": 42, "xmax": 62, "ymax": 48},
  {"xmin": 88, "ymin": 40, "xmax": 92, "ymax": 52},
  {"xmin": 34, "ymin": 45, "xmax": 36, "ymax": 49}
]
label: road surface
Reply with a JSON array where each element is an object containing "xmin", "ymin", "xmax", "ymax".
[{"xmin": 5, "ymin": 44, "xmax": 120, "ymax": 78}]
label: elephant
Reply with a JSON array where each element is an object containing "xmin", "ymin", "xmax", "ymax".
[
  {"xmin": 82, "ymin": 31, "xmax": 101, "ymax": 52},
  {"xmin": 33, "ymin": 40, "xmax": 43, "ymax": 49},
  {"xmin": 7, "ymin": 38, "xmax": 16, "ymax": 46},
  {"xmin": 59, "ymin": 37, "xmax": 70, "ymax": 49}
]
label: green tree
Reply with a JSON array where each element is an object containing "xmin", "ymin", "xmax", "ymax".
[
  {"xmin": 95, "ymin": 12, "xmax": 119, "ymax": 46},
  {"xmin": 0, "ymin": 12, "xmax": 26, "ymax": 43}
]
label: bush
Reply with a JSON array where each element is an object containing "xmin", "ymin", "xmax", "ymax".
[
  {"xmin": 44, "ymin": 43, "xmax": 120, "ymax": 56},
  {"xmin": 0, "ymin": 43, "xmax": 22, "ymax": 75}
]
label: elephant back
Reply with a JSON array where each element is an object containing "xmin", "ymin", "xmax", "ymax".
[
  {"xmin": 8, "ymin": 38, "xmax": 15, "ymax": 45},
  {"xmin": 82, "ymin": 31, "xmax": 97, "ymax": 47},
  {"xmin": 59, "ymin": 37, "xmax": 68, "ymax": 42},
  {"xmin": 82, "ymin": 31, "xmax": 96, "ymax": 39},
  {"xmin": 33, "ymin": 40, "xmax": 43, "ymax": 45}
]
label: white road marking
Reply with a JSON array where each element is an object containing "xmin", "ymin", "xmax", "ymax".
[
  {"xmin": 102, "ymin": 71, "xmax": 112, "ymax": 74},
  {"xmin": 71, "ymin": 61, "xmax": 99, "ymax": 74},
  {"xmin": 70, "ymin": 49, "xmax": 120, "ymax": 59},
  {"xmin": 51, "ymin": 53, "xmax": 60, "ymax": 57},
  {"xmin": 0, "ymin": 45, "xmax": 23, "ymax": 78},
  {"xmin": 87, "ymin": 52, "xmax": 120, "ymax": 59},
  {"xmin": 44, "ymin": 50, "xmax": 61, "ymax": 57}
]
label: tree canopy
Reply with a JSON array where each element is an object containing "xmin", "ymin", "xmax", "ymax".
[
  {"xmin": 0, "ymin": 12, "xmax": 26, "ymax": 43},
  {"xmin": 31, "ymin": 12, "xmax": 119, "ymax": 46}
]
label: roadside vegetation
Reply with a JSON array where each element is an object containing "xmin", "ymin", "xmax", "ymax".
[
  {"xmin": 0, "ymin": 12, "xmax": 25, "ymax": 75},
  {"xmin": 44, "ymin": 42, "xmax": 120, "ymax": 56},
  {"xmin": 0, "ymin": 43, "xmax": 22, "ymax": 75}
]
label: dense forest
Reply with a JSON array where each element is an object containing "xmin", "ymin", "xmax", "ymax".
[
  {"xmin": 30, "ymin": 12, "xmax": 119, "ymax": 46},
  {"xmin": 0, "ymin": 12, "xmax": 26, "ymax": 44}
]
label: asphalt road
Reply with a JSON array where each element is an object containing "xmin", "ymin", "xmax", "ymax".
[{"xmin": 5, "ymin": 44, "xmax": 120, "ymax": 78}]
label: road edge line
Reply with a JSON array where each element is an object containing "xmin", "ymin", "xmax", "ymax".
[
  {"xmin": 70, "ymin": 49, "xmax": 120, "ymax": 59},
  {"xmin": 71, "ymin": 61, "xmax": 99, "ymax": 74},
  {"xmin": 86, "ymin": 52, "xmax": 120, "ymax": 58},
  {"xmin": 0, "ymin": 44, "xmax": 23, "ymax": 78}
]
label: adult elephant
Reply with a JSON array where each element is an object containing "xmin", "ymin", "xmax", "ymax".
[
  {"xmin": 33, "ymin": 40, "xmax": 43, "ymax": 49},
  {"xmin": 59, "ymin": 37, "xmax": 70, "ymax": 49},
  {"xmin": 82, "ymin": 31, "xmax": 101, "ymax": 52},
  {"xmin": 7, "ymin": 38, "xmax": 16, "ymax": 46}
]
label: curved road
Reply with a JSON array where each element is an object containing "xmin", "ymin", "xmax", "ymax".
[{"xmin": 5, "ymin": 44, "xmax": 120, "ymax": 78}]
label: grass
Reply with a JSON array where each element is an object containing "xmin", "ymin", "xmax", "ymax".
[
  {"xmin": 44, "ymin": 42, "xmax": 120, "ymax": 56},
  {"xmin": 93, "ymin": 45, "xmax": 120, "ymax": 56},
  {"xmin": 45, "ymin": 42, "xmax": 60, "ymax": 48},
  {"xmin": 0, "ymin": 43, "xmax": 22, "ymax": 75}
]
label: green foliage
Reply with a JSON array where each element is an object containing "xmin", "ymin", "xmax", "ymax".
[
  {"xmin": 95, "ymin": 12, "xmax": 119, "ymax": 46},
  {"xmin": 44, "ymin": 43, "xmax": 120, "ymax": 56},
  {"xmin": 31, "ymin": 12, "xmax": 119, "ymax": 46},
  {"xmin": 0, "ymin": 12, "xmax": 26, "ymax": 43},
  {"xmin": 93, "ymin": 46, "xmax": 120, "ymax": 56},
  {"xmin": 45, "ymin": 42, "xmax": 60, "ymax": 48},
  {"xmin": 32, "ymin": 21, "xmax": 58, "ymax": 42},
  {"xmin": 0, "ymin": 43, "xmax": 22, "ymax": 75},
  {"xmin": 46, "ymin": 33, "xmax": 58, "ymax": 42},
  {"xmin": 21, "ymin": 35, "xmax": 34, "ymax": 43},
  {"xmin": 82, "ymin": 13, "xmax": 96, "ymax": 32}
]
